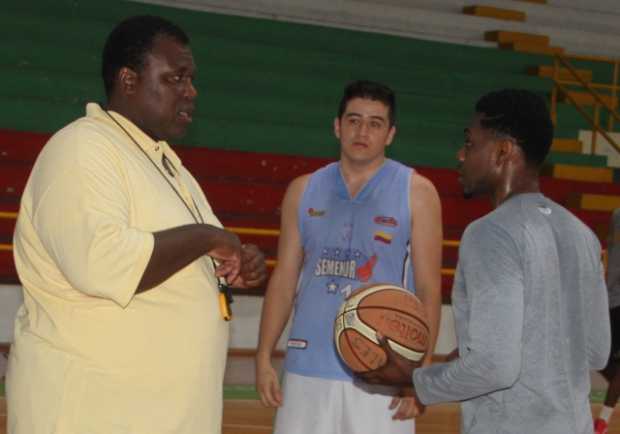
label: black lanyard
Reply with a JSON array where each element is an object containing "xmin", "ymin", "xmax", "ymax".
[{"xmin": 104, "ymin": 110, "xmax": 233, "ymax": 320}]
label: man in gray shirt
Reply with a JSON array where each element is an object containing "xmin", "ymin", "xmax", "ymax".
[{"xmin": 361, "ymin": 89, "xmax": 611, "ymax": 434}]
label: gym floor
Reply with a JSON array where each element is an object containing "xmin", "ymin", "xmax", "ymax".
[{"xmin": 1, "ymin": 356, "xmax": 618, "ymax": 434}]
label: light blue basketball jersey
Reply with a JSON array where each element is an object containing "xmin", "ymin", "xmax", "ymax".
[{"xmin": 284, "ymin": 159, "xmax": 415, "ymax": 381}]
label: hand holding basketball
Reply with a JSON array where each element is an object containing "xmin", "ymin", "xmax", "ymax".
[
  {"xmin": 389, "ymin": 387, "xmax": 425, "ymax": 420},
  {"xmin": 358, "ymin": 334, "xmax": 420, "ymax": 387},
  {"xmin": 334, "ymin": 283, "xmax": 429, "ymax": 375}
]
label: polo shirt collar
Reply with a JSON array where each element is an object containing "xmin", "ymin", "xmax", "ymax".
[{"xmin": 86, "ymin": 102, "xmax": 182, "ymax": 170}]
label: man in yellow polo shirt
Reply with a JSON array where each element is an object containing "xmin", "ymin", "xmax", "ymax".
[{"xmin": 6, "ymin": 15, "xmax": 267, "ymax": 434}]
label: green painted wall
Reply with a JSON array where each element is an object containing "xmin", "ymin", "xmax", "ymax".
[{"xmin": 1, "ymin": 0, "xmax": 612, "ymax": 167}]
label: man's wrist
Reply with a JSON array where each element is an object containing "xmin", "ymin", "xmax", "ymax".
[{"xmin": 256, "ymin": 348, "xmax": 273, "ymax": 363}]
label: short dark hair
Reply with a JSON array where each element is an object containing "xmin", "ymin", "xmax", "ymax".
[
  {"xmin": 475, "ymin": 89, "xmax": 554, "ymax": 167},
  {"xmin": 338, "ymin": 80, "xmax": 396, "ymax": 126},
  {"xmin": 101, "ymin": 15, "xmax": 190, "ymax": 98}
]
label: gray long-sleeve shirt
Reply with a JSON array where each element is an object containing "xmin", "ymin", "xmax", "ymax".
[
  {"xmin": 414, "ymin": 193, "xmax": 610, "ymax": 434},
  {"xmin": 606, "ymin": 209, "xmax": 620, "ymax": 308}
]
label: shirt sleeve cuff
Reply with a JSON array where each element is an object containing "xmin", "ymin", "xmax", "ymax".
[
  {"xmin": 413, "ymin": 365, "xmax": 433, "ymax": 405},
  {"xmin": 108, "ymin": 231, "xmax": 155, "ymax": 308}
]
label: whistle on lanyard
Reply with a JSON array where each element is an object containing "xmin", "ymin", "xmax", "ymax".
[{"xmin": 218, "ymin": 279, "xmax": 234, "ymax": 321}]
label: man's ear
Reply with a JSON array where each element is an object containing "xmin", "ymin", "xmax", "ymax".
[
  {"xmin": 118, "ymin": 67, "xmax": 138, "ymax": 95},
  {"xmin": 496, "ymin": 137, "xmax": 516, "ymax": 166},
  {"xmin": 385, "ymin": 125, "xmax": 396, "ymax": 147},
  {"xmin": 334, "ymin": 117, "xmax": 341, "ymax": 140}
]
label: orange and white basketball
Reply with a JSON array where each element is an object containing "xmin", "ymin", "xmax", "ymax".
[{"xmin": 334, "ymin": 283, "xmax": 429, "ymax": 373}]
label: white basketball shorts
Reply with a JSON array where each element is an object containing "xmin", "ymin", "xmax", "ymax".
[{"xmin": 273, "ymin": 372, "xmax": 415, "ymax": 434}]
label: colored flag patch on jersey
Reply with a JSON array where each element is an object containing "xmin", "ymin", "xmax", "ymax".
[
  {"xmin": 373, "ymin": 231, "xmax": 393, "ymax": 244},
  {"xmin": 287, "ymin": 339, "xmax": 308, "ymax": 349},
  {"xmin": 374, "ymin": 215, "xmax": 398, "ymax": 227},
  {"xmin": 308, "ymin": 208, "xmax": 325, "ymax": 217}
]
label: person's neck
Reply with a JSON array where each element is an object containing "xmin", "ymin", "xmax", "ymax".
[
  {"xmin": 105, "ymin": 99, "xmax": 157, "ymax": 142},
  {"xmin": 492, "ymin": 168, "xmax": 540, "ymax": 208},
  {"xmin": 340, "ymin": 156, "xmax": 386, "ymax": 199},
  {"xmin": 105, "ymin": 98, "xmax": 131, "ymax": 121}
]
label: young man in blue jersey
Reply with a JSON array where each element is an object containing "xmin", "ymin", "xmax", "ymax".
[
  {"xmin": 255, "ymin": 80, "xmax": 443, "ymax": 433},
  {"xmin": 360, "ymin": 89, "xmax": 611, "ymax": 434}
]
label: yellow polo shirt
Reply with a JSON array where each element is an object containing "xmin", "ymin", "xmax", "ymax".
[{"xmin": 7, "ymin": 103, "xmax": 229, "ymax": 434}]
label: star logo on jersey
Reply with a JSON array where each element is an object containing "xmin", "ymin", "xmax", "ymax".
[{"xmin": 327, "ymin": 281, "xmax": 338, "ymax": 293}]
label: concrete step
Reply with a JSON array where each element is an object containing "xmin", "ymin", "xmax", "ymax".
[
  {"xmin": 462, "ymin": 5, "xmax": 526, "ymax": 22},
  {"xmin": 546, "ymin": 163, "xmax": 614, "ymax": 183},
  {"xmin": 567, "ymin": 192, "xmax": 620, "ymax": 212},
  {"xmin": 551, "ymin": 138, "xmax": 584, "ymax": 153}
]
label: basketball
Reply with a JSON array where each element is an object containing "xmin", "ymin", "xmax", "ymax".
[{"xmin": 334, "ymin": 283, "xmax": 429, "ymax": 374}]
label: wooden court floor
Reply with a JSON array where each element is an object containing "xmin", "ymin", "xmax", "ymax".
[
  {"xmin": 3, "ymin": 397, "xmax": 620, "ymax": 433},
  {"xmin": 2, "ymin": 351, "xmax": 620, "ymax": 434},
  {"xmin": 223, "ymin": 399, "xmax": 461, "ymax": 434},
  {"xmin": 222, "ymin": 401, "xmax": 620, "ymax": 434}
]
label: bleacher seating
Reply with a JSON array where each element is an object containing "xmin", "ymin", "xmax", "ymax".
[
  {"xmin": 0, "ymin": 0, "xmax": 618, "ymax": 302},
  {"xmin": 132, "ymin": 0, "xmax": 620, "ymax": 58},
  {"xmin": 2, "ymin": 0, "xmax": 614, "ymax": 168},
  {"xmin": 0, "ymin": 127, "xmax": 617, "ymax": 300}
]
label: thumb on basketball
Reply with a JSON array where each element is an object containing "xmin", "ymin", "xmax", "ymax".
[
  {"xmin": 376, "ymin": 332, "xmax": 417, "ymax": 386},
  {"xmin": 377, "ymin": 332, "xmax": 417, "ymax": 367},
  {"xmin": 388, "ymin": 395, "xmax": 400, "ymax": 410},
  {"xmin": 376, "ymin": 332, "xmax": 397, "ymax": 363}
]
